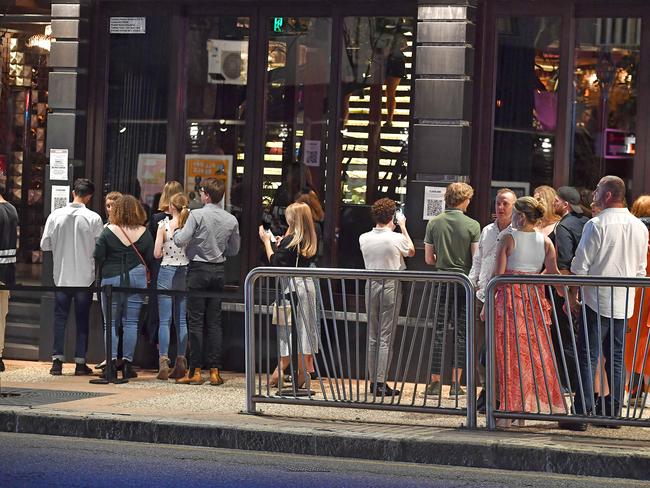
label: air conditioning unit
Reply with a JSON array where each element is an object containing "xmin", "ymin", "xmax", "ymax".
[{"xmin": 207, "ymin": 39, "xmax": 248, "ymax": 85}]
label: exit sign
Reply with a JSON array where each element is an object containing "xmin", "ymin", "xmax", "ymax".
[{"xmin": 273, "ymin": 17, "xmax": 283, "ymax": 32}]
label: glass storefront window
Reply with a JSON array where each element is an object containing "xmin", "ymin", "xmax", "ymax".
[
  {"xmin": 103, "ymin": 17, "xmax": 170, "ymax": 211},
  {"xmin": 185, "ymin": 16, "xmax": 250, "ymax": 285},
  {"xmin": 572, "ymin": 18, "xmax": 641, "ymax": 191},
  {"xmin": 261, "ymin": 17, "xmax": 331, "ymax": 241},
  {"xmin": 492, "ymin": 17, "xmax": 561, "ymax": 192},
  {"xmin": 337, "ymin": 16, "xmax": 414, "ymax": 269}
]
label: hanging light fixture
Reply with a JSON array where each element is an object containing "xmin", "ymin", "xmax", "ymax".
[{"xmin": 27, "ymin": 25, "xmax": 54, "ymax": 52}]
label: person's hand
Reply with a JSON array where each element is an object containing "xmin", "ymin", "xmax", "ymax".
[
  {"xmin": 275, "ymin": 235, "xmax": 282, "ymax": 247},
  {"xmin": 479, "ymin": 304, "xmax": 486, "ymax": 321},
  {"xmin": 396, "ymin": 212, "xmax": 406, "ymax": 228},
  {"xmin": 258, "ymin": 225, "xmax": 270, "ymax": 243}
]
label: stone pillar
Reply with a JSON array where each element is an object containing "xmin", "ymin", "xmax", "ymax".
[{"xmin": 407, "ymin": 0, "xmax": 476, "ymax": 244}]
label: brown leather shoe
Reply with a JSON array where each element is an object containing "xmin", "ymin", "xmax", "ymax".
[
  {"xmin": 176, "ymin": 368, "xmax": 204, "ymax": 385},
  {"xmin": 156, "ymin": 356, "xmax": 171, "ymax": 381},
  {"xmin": 168, "ymin": 356, "xmax": 187, "ymax": 380},
  {"xmin": 209, "ymin": 368, "xmax": 224, "ymax": 386}
]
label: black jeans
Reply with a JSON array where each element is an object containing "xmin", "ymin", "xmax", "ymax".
[
  {"xmin": 53, "ymin": 290, "xmax": 93, "ymax": 362},
  {"xmin": 186, "ymin": 261, "xmax": 225, "ymax": 370}
]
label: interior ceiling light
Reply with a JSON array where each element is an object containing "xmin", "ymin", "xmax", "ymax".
[{"xmin": 27, "ymin": 25, "xmax": 54, "ymax": 52}]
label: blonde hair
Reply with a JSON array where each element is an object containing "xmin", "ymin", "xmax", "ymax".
[
  {"xmin": 631, "ymin": 195, "xmax": 650, "ymax": 218},
  {"xmin": 533, "ymin": 185, "xmax": 560, "ymax": 225},
  {"xmin": 158, "ymin": 181, "xmax": 184, "ymax": 212},
  {"xmin": 285, "ymin": 202, "xmax": 317, "ymax": 258},
  {"xmin": 169, "ymin": 193, "xmax": 191, "ymax": 228},
  {"xmin": 445, "ymin": 182, "xmax": 474, "ymax": 208},
  {"xmin": 514, "ymin": 196, "xmax": 545, "ymax": 224},
  {"xmin": 105, "ymin": 191, "xmax": 123, "ymax": 203}
]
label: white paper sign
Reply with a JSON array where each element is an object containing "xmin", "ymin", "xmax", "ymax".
[
  {"xmin": 423, "ymin": 186, "xmax": 446, "ymax": 220},
  {"xmin": 49, "ymin": 149, "xmax": 68, "ymax": 181},
  {"xmin": 51, "ymin": 185, "xmax": 70, "ymax": 211},
  {"xmin": 110, "ymin": 17, "xmax": 146, "ymax": 34},
  {"xmin": 303, "ymin": 140, "xmax": 321, "ymax": 167}
]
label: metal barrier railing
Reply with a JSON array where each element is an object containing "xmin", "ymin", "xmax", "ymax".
[
  {"xmin": 485, "ymin": 274, "xmax": 650, "ymax": 429},
  {"xmin": 244, "ymin": 267, "xmax": 476, "ymax": 428}
]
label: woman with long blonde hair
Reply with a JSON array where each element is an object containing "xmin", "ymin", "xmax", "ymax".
[
  {"xmin": 154, "ymin": 193, "xmax": 191, "ymax": 380},
  {"xmin": 533, "ymin": 185, "xmax": 561, "ymax": 237},
  {"xmin": 259, "ymin": 202, "xmax": 319, "ymax": 389}
]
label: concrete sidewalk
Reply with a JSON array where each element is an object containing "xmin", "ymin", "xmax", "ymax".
[{"xmin": 1, "ymin": 360, "xmax": 649, "ymax": 481}]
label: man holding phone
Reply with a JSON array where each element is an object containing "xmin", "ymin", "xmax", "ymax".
[{"xmin": 359, "ymin": 198, "xmax": 415, "ymax": 396}]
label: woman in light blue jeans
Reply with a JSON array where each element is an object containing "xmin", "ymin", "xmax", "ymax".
[{"xmin": 154, "ymin": 192, "xmax": 190, "ymax": 380}]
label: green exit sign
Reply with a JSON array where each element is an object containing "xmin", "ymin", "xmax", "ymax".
[{"xmin": 273, "ymin": 17, "xmax": 284, "ymax": 32}]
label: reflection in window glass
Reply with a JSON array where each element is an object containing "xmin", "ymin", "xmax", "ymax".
[
  {"xmin": 261, "ymin": 18, "xmax": 331, "ymax": 240},
  {"xmin": 185, "ymin": 17, "xmax": 250, "ymax": 285},
  {"xmin": 104, "ymin": 17, "xmax": 170, "ymax": 211},
  {"xmin": 572, "ymin": 18, "xmax": 640, "ymax": 191},
  {"xmin": 492, "ymin": 17, "xmax": 561, "ymax": 191}
]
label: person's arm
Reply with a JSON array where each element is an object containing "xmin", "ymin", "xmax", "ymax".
[
  {"xmin": 638, "ymin": 229, "xmax": 650, "ymax": 278},
  {"xmin": 154, "ymin": 223, "xmax": 165, "ymax": 260},
  {"xmin": 93, "ymin": 230, "xmax": 108, "ymax": 270},
  {"xmin": 259, "ymin": 225, "xmax": 274, "ymax": 262},
  {"xmin": 470, "ymin": 242, "xmax": 479, "ymax": 258},
  {"xmin": 40, "ymin": 215, "xmax": 53, "ymax": 251},
  {"xmin": 468, "ymin": 228, "xmax": 487, "ymax": 287},
  {"xmin": 396, "ymin": 213, "xmax": 415, "ymax": 257},
  {"xmin": 225, "ymin": 220, "xmax": 241, "ymax": 257},
  {"xmin": 142, "ymin": 231, "xmax": 155, "ymax": 267},
  {"xmin": 494, "ymin": 234, "xmax": 513, "ymax": 276},
  {"xmin": 424, "ymin": 243, "xmax": 436, "ymax": 266},
  {"xmin": 570, "ymin": 221, "xmax": 598, "ymax": 276},
  {"xmin": 172, "ymin": 211, "xmax": 197, "ymax": 247},
  {"xmin": 543, "ymin": 237, "xmax": 560, "ymax": 275},
  {"xmin": 469, "ymin": 221, "xmax": 481, "ymax": 258}
]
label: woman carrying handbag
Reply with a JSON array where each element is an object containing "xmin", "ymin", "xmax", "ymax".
[
  {"xmin": 259, "ymin": 202, "xmax": 320, "ymax": 388},
  {"xmin": 94, "ymin": 195, "xmax": 153, "ymax": 380}
]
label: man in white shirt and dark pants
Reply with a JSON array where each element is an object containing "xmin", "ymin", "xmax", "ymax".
[
  {"xmin": 41, "ymin": 179, "xmax": 104, "ymax": 375},
  {"xmin": 566, "ymin": 176, "xmax": 648, "ymax": 430},
  {"xmin": 359, "ymin": 198, "xmax": 415, "ymax": 396}
]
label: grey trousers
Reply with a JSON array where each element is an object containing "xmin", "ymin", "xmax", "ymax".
[{"xmin": 366, "ymin": 280, "xmax": 401, "ymax": 384}]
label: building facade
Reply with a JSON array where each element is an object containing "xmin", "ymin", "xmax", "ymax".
[{"xmin": 1, "ymin": 0, "xmax": 649, "ymax": 360}]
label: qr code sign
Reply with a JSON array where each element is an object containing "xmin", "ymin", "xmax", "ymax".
[
  {"xmin": 426, "ymin": 198, "xmax": 444, "ymax": 217},
  {"xmin": 53, "ymin": 197, "xmax": 67, "ymax": 210}
]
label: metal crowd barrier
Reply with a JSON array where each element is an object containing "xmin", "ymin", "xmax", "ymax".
[
  {"xmin": 244, "ymin": 267, "xmax": 476, "ymax": 428},
  {"xmin": 485, "ymin": 275, "xmax": 650, "ymax": 429}
]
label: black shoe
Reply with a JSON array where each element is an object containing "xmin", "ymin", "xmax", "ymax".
[
  {"xmin": 99, "ymin": 360, "xmax": 118, "ymax": 380},
  {"xmin": 122, "ymin": 360, "xmax": 137, "ymax": 379},
  {"xmin": 477, "ymin": 390, "xmax": 486, "ymax": 414},
  {"xmin": 370, "ymin": 382, "xmax": 400, "ymax": 397},
  {"xmin": 74, "ymin": 363, "xmax": 93, "ymax": 376},
  {"xmin": 558, "ymin": 421, "xmax": 588, "ymax": 432},
  {"xmin": 0, "ymin": 357, "xmax": 5, "ymax": 372},
  {"xmin": 50, "ymin": 359, "xmax": 63, "ymax": 376}
]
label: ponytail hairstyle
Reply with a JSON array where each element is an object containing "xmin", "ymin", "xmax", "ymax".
[
  {"xmin": 514, "ymin": 196, "xmax": 545, "ymax": 225},
  {"xmin": 169, "ymin": 193, "xmax": 190, "ymax": 229},
  {"xmin": 285, "ymin": 202, "xmax": 317, "ymax": 258}
]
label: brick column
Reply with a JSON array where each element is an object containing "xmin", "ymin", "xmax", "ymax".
[{"xmin": 407, "ymin": 0, "xmax": 476, "ymax": 242}]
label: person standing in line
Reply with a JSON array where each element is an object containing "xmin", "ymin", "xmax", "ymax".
[
  {"xmin": 468, "ymin": 188, "xmax": 516, "ymax": 411},
  {"xmin": 0, "ymin": 180, "xmax": 18, "ymax": 372},
  {"xmin": 104, "ymin": 191, "xmax": 123, "ymax": 225},
  {"xmin": 359, "ymin": 198, "xmax": 415, "ymax": 396},
  {"xmin": 154, "ymin": 193, "xmax": 190, "ymax": 380},
  {"xmin": 94, "ymin": 195, "xmax": 153, "ymax": 380},
  {"xmin": 563, "ymin": 176, "xmax": 648, "ymax": 431},
  {"xmin": 40, "ymin": 179, "xmax": 103, "ymax": 376},
  {"xmin": 173, "ymin": 178, "xmax": 240, "ymax": 386},
  {"xmin": 424, "ymin": 182, "xmax": 480, "ymax": 396},
  {"xmin": 549, "ymin": 187, "xmax": 589, "ymax": 393},
  {"xmin": 493, "ymin": 197, "xmax": 564, "ymax": 425},
  {"xmin": 533, "ymin": 185, "xmax": 561, "ymax": 237}
]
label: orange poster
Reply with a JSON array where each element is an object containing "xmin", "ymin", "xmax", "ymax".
[{"xmin": 184, "ymin": 154, "xmax": 233, "ymax": 208}]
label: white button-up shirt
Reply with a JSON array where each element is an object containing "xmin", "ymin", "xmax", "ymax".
[
  {"xmin": 571, "ymin": 207, "xmax": 648, "ymax": 319},
  {"xmin": 468, "ymin": 222, "xmax": 512, "ymax": 303}
]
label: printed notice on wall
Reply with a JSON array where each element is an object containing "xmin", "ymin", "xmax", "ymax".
[
  {"xmin": 110, "ymin": 17, "xmax": 146, "ymax": 34},
  {"xmin": 51, "ymin": 185, "xmax": 70, "ymax": 212},
  {"xmin": 303, "ymin": 140, "xmax": 321, "ymax": 167},
  {"xmin": 423, "ymin": 186, "xmax": 446, "ymax": 220},
  {"xmin": 49, "ymin": 149, "xmax": 68, "ymax": 181}
]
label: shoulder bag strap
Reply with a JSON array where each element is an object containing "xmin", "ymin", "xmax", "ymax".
[{"xmin": 118, "ymin": 226, "xmax": 149, "ymax": 273}]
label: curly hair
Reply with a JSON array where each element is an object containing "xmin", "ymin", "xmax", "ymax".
[
  {"xmin": 111, "ymin": 195, "xmax": 147, "ymax": 227},
  {"xmin": 631, "ymin": 195, "xmax": 650, "ymax": 218},
  {"xmin": 445, "ymin": 182, "xmax": 474, "ymax": 208},
  {"xmin": 371, "ymin": 198, "xmax": 397, "ymax": 225}
]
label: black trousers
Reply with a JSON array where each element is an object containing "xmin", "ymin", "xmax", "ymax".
[{"xmin": 186, "ymin": 261, "xmax": 225, "ymax": 370}]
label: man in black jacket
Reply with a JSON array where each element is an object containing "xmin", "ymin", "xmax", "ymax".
[{"xmin": 0, "ymin": 180, "xmax": 18, "ymax": 372}]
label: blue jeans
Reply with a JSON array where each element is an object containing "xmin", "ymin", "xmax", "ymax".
[
  {"xmin": 53, "ymin": 290, "xmax": 92, "ymax": 363},
  {"xmin": 101, "ymin": 265, "xmax": 147, "ymax": 362},
  {"xmin": 157, "ymin": 265, "xmax": 188, "ymax": 357},
  {"xmin": 573, "ymin": 306, "xmax": 626, "ymax": 416}
]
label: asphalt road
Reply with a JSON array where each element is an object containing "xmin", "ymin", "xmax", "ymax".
[{"xmin": 0, "ymin": 432, "xmax": 646, "ymax": 488}]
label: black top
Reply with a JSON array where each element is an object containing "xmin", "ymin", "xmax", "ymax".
[
  {"xmin": 0, "ymin": 201, "xmax": 18, "ymax": 285},
  {"xmin": 270, "ymin": 235, "xmax": 316, "ymax": 268},
  {"xmin": 94, "ymin": 227, "xmax": 154, "ymax": 279},
  {"xmin": 148, "ymin": 211, "xmax": 170, "ymax": 239},
  {"xmin": 549, "ymin": 212, "xmax": 589, "ymax": 271}
]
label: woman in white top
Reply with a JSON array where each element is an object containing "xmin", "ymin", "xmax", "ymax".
[
  {"xmin": 154, "ymin": 193, "xmax": 190, "ymax": 380},
  {"xmin": 493, "ymin": 196, "xmax": 564, "ymax": 425}
]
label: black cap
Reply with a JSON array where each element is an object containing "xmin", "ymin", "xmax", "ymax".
[{"xmin": 557, "ymin": 186, "xmax": 583, "ymax": 214}]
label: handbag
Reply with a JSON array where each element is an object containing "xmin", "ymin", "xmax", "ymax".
[
  {"xmin": 271, "ymin": 247, "xmax": 300, "ymax": 326},
  {"xmin": 118, "ymin": 226, "xmax": 151, "ymax": 285}
]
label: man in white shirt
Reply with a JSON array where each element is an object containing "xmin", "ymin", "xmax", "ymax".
[
  {"xmin": 359, "ymin": 198, "xmax": 415, "ymax": 396},
  {"xmin": 566, "ymin": 176, "xmax": 648, "ymax": 429},
  {"xmin": 41, "ymin": 179, "xmax": 104, "ymax": 376},
  {"xmin": 468, "ymin": 188, "xmax": 515, "ymax": 410}
]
